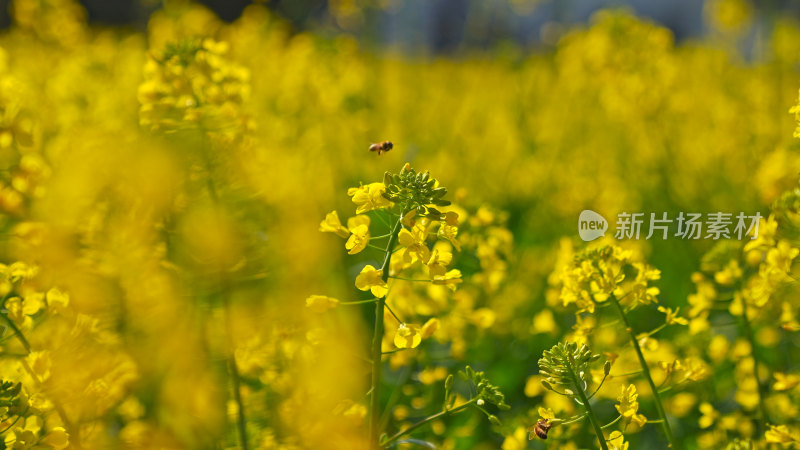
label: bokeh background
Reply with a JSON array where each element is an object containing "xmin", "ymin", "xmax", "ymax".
[{"xmin": 0, "ymin": 0, "xmax": 799, "ymax": 449}]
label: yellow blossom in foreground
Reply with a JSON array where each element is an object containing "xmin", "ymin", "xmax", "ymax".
[
  {"xmin": 502, "ymin": 426, "xmax": 529, "ymax": 450},
  {"xmin": 426, "ymin": 248, "xmax": 452, "ymax": 278},
  {"xmin": 437, "ymin": 221, "xmax": 460, "ymax": 251},
  {"xmin": 432, "ymin": 269, "xmax": 462, "ymax": 290},
  {"xmin": 398, "ymin": 225, "xmax": 431, "ymax": 263},
  {"xmin": 319, "ymin": 210, "xmax": 350, "ymax": 238},
  {"xmin": 345, "ymin": 224, "xmax": 370, "ymax": 255},
  {"xmin": 524, "ymin": 375, "xmax": 544, "ymax": 397},
  {"xmin": 305, "ymin": 295, "xmax": 339, "ymax": 313},
  {"xmin": 340, "ymin": 215, "xmax": 371, "ymax": 255},
  {"xmin": 766, "ymin": 240, "xmax": 799, "ymax": 274},
  {"xmin": 698, "ymin": 402, "xmax": 718, "ymax": 428},
  {"xmin": 766, "ymin": 424, "xmax": 800, "ymax": 444},
  {"xmin": 658, "ymin": 306, "xmax": 689, "ymax": 325},
  {"xmin": 532, "ymin": 309, "xmax": 558, "ymax": 335},
  {"xmin": 355, "ymin": 265, "xmax": 388, "ymax": 297},
  {"xmin": 26, "ymin": 350, "xmax": 52, "ymax": 381},
  {"xmin": 421, "ymin": 317, "xmax": 439, "ymax": 338},
  {"xmin": 3, "ymin": 295, "xmax": 41, "ymax": 327},
  {"xmin": 348, "ymin": 182, "xmax": 392, "ymax": 214},
  {"xmin": 773, "ymin": 372, "xmax": 800, "ymax": 391},
  {"xmin": 538, "ymin": 407, "xmax": 555, "ymax": 420},
  {"xmin": 394, "ymin": 323, "xmax": 422, "ymax": 349},
  {"xmin": 42, "ymin": 427, "xmax": 69, "ymax": 450},
  {"xmin": 615, "ymin": 384, "xmax": 646, "ymax": 425},
  {"xmin": 45, "ymin": 287, "xmax": 69, "ymax": 313},
  {"xmin": 780, "ymin": 301, "xmax": 800, "ymax": 331},
  {"xmin": 607, "ymin": 431, "xmax": 629, "ymax": 450}
]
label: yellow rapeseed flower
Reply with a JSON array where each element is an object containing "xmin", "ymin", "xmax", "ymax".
[
  {"xmin": 432, "ymin": 269, "xmax": 462, "ymax": 290},
  {"xmin": 615, "ymin": 384, "xmax": 646, "ymax": 425},
  {"xmin": 319, "ymin": 210, "xmax": 350, "ymax": 238},
  {"xmin": 766, "ymin": 424, "xmax": 800, "ymax": 444},
  {"xmin": 773, "ymin": 372, "xmax": 800, "ymax": 391},
  {"xmin": 347, "ymin": 182, "xmax": 392, "ymax": 214},
  {"xmin": 421, "ymin": 317, "xmax": 440, "ymax": 338},
  {"xmin": 607, "ymin": 431, "xmax": 629, "ymax": 450},
  {"xmin": 658, "ymin": 306, "xmax": 689, "ymax": 325},
  {"xmin": 394, "ymin": 323, "xmax": 422, "ymax": 349},
  {"xmin": 355, "ymin": 265, "xmax": 388, "ymax": 297},
  {"xmin": 305, "ymin": 295, "xmax": 339, "ymax": 313}
]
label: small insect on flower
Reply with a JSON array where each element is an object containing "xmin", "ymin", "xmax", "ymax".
[
  {"xmin": 528, "ymin": 419, "xmax": 552, "ymax": 440},
  {"xmin": 369, "ymin": 141, "xmax": 393, "ymax": 155}
]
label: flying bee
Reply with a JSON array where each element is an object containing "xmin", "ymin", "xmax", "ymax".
[
  {"xmin": 528, "ymin": 419, "xmax": 552, "ymax": 440},
  {"xmin": 369, "ymin": 141, "xmax": 393, "ymax": 156}
]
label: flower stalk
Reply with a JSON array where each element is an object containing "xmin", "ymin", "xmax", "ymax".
[
  {"xmin": 202, "ymin": 151, "xmax": 249, "ymax": 450},
  {"xmin": 380, "ymin": 399, "xmax": 476, "ymax": 447},
  {"xmin": 567, "ymin": 361, "xmax": 609, "ymax": 450},
  {"xmin": 609, "ymin": 294, "xmax": 676, "ymax": 447},
  {"xmin": 368, "ymin": 217, "xmax": 403, "ymax": 448}
]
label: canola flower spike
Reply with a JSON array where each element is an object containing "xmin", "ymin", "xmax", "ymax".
[
  {"xmin": 138, "ymin": 37, "xmax": 251, "ymax": 138},
  {"xmin": 316, "ymin": 163, "xmax": 517, "ymax": 448},
  {"xmin": 537, "ymin": 342, "xmax": 609, "ymax": 449}
]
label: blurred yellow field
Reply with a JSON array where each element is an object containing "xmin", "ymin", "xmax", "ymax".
[{"xmin": 1, "ymin": 0, "xmax": 800, "ymax": 448}]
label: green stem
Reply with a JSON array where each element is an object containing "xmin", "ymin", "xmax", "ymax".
[
  {"xmin": 379, "ymin": 364, "xmax": 413, "ymax": 431},
  {"xmin": 566, "ymin": 360, "xmax": 608, "ymax": 450},
  {"xmin": 381, "ymin": 348, "xmax": 410, "ymax": 355},
  {"xmin": 368, "ymin": 217, "xmax": 402, "ymax": 448},
  {"xmin": 644, "ymin": 323, "xmax": 667, "ymax": 338},
  {"xmin": 610, "ymin": 295, "xmax": 676, "ymax": 448},
  {"xmin": 0, "ymin": 311, "xmax": 31, "ymax": 353},
  {"xmin": 202, "ymin": 150, "xmax": 249, "ymax": 450},
  {"xmin": 614, "ymin": 370, "xmax": 643, "ymax": 377},
  {"xmin": 340, "ymin": 298, "xmax": 380, "ymax": 305},
  {"xmin": 740, "ymin": 299, "xmax": 769, "ymax": 435},
  {"xmin": 224, "ymin": 292, "xmax": 249, "ymax": 450},
  {"xmin": 381, "ymin": 399, "xmax": 476, "ymax": 447},
  {"xmin": 587, "ymin": 370, "xmax": 609, "ymax": 399},
  {"xmin": 601, "ymin": 415, "xmax": 623, "ymax": 429},
  {"xmin": 557, "ymin": 412, "xmax": 588, "ymax": 426}
]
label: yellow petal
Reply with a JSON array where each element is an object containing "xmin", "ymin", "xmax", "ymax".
[
  {"xmin": 347, "ymin": 214, "xmax": 370, "ymax": 231},
  {"xmin": 394, "ymin": 324, "xmax": 422, "ymax": 349},
  {"xmin": 319, "ymin": 211, "xmax": 350, "ymax": 238},
  {"xmin": 421, "ymin": 318, "xmax": 440, "ymax": 338},
  {"xmin": 305, "ymin": 295, "xmax": 339, "ymax": 313}
]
